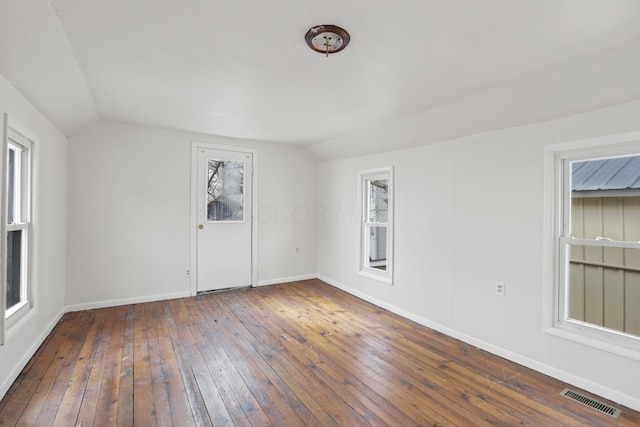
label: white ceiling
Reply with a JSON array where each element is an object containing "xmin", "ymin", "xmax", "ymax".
[{"xmin": 2, "ymin": 0, "xmax": 640, "ymax": 149}]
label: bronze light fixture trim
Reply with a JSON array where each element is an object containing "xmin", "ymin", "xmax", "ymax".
[{"xmin": 305, "ymin": 25, "xmax": 350, "ymax": 57}]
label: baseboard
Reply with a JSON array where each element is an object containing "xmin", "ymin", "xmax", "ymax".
[
  {"xmin": 0, "ymin": 308, "xmax": 65, "ymax": 400},
  {"xmin": 256, "ymin": 274, "xmax": 317, "ymax": 287},
  {"xmin": 65, "ymin": 290, "xmax": 192, "ymax": 312},
  {"xmin": 318, "ymin": 275, "xmax": 640, "ymax": 413},
  {"xmin": 65, "ymin": 277, "xmax": 317, "ymax": 310}
]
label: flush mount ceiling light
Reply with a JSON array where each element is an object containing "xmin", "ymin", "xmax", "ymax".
[{"xmin": 305, "ymin": 25, "xmax": 350, "ymax": 57}]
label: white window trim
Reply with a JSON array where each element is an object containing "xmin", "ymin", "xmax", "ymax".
[
  {"xmin": 544, "ymin": 131, "xmax": 640, "ymax": 359},
  {"xmin": 358, "ymin": 166, "xmax": 394, "ymax": 285},
  {"xmin": 1, "ymin": 114, "xmax": 36, "ymax": 345}
]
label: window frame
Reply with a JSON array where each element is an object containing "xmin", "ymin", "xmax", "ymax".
[
  {"xmin": 546, "ymin": 133, "xmax": 640, "ymax": 355},
  {"xmin": 358, "ymin": 167, "xmax": 394, "ymax": 284},
  {"xmin": 1, "ymin": 115, "xmax": 35, "ymax": 344}
]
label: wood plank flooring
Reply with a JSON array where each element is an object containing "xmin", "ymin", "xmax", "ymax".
[{"xmin": 1, "ymin": 279, "xmax": 639, "ymax": 426}]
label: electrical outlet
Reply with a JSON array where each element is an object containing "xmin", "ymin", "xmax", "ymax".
[
  {"xmin": 295, "ymin": 246, "xmax": 300, "ymax": 253},
  {"xmin": 495, "ymin": 281, "xmax": 506, "ymax": 297},
  {"xmin": 185, "ymin": 269, "xmax": 191, "ymax": 278}
]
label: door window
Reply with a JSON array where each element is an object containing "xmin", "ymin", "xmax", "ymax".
[{"xmin": 206, "ymin": 159, "xmax": 244, "ymax": 222}]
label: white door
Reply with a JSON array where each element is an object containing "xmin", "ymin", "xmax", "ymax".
[{"xmin": 196, "ymin": 148, "xmax": 253, "ymax": 292}]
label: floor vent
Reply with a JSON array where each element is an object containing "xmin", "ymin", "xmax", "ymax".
[{"xmin": 560, "ymin": 388, "xmax": 621, "ymax": 418}]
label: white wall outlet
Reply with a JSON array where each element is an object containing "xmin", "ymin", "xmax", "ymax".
[
  {"xmin": 495, "ymin": 281, "xmax": 506, "ymax": 297},
  {"xmin": 185, "ymin": 268, "xmax": 191, "ymax": 278},
  {"xmin": 295, "ymin": 246, "xmax": 300, "ymax": 253}
]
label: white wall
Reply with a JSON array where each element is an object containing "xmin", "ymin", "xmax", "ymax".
[
  {"xmin": 66, "ymin": 122, "xmax": 317, "ymax": 308},
  {"xmin": 310, "ymin": 39, "xmax": 640, "ymax": 160},
  {"xmin": 0, "ymin": 75, "xmax": 68, "ymax": 398},
  {"xmin": 317, "ymin": 99, "xmax": 640, "ymax": 411}
]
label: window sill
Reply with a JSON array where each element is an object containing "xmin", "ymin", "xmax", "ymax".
[
  {"xmin": 545, "ymin": 325, "xmax": 640, "ymax": 362},
  {"xmin": 358, "ymin": 269, "xmax": 393, "ymax": 285},
  {"xmin": 5, "ymin": 301, "xmax": 31, "ymax": 331}
]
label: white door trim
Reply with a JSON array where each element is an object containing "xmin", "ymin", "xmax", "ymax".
[{"xmin": 190, "ymin": 141, "xmax": 258, "ymax": 296}]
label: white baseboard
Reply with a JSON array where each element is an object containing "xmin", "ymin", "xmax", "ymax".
[
  {"xmin": 256, "ymin": 274, "xmax": 317, "ymax": 287},
  {"xmin": 0, "ymin": 308, "xmax": 65, "ymax": 400},
  {"xmin": 318, "ymin": 275, "xmax": 640, "ymax": 413},
  {"xmin": 65, "ymin": 290, "xmax": 191, "ymax": 312}
]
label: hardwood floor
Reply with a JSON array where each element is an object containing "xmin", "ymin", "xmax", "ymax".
[{"xmin": 1, "ymin": 279, "xmax": 639, "ymax": 426}]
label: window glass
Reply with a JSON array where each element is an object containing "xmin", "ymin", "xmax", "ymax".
[
  {"xmin": 368, "ymin": 179, "xmax": 388, "ymax": 223},
  {"xmin": 7, "ymin": 149, "xmax": 14, "ymax": 225},
  {"xmin": 559, "ymin": 154, "xmax": 640, "ymax": 342},
  {"xmin": 206, "ymin": 159, "xmax": 244, "ymax": 221},
  {"xmin": 367, "ymin": 226, "xmax": 388, "ymax": 271},
  {"xmin": 6, "ymin": 230, "xmax": 22, "ymax": 309}
]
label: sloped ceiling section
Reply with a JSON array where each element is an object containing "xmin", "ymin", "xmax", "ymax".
[
  {"xmin": 3, "ymin": 1, "xmax": 640, "ymax": 150},
  {"xmin": 0, "ymin": 0, "xmax": 98, "ymax": 135},
  {"xmin": 309, "ymin": 39, "xmax": 640, "ymax": 159}
]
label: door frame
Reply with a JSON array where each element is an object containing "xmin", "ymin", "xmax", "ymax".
[{"xmin": 189, "ymin": 141, "xmax": 258, "ymax": 296}]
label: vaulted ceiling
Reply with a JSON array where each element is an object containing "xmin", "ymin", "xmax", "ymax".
[{"xmin": 2, "ymin": 1, "xmax": 640, "ymax": 153}]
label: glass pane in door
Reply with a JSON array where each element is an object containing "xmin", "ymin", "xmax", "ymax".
[{"xmin": 207, "ymin": 159, "xmax": 244, "ymax": 221}]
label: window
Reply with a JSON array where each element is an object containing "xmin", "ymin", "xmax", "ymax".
[
  {"xmin": 206, "ymin": 159, "xmax": 244, "ymax": 221},
  {"xmin": 553, "ymin": 142, "xmax": 640, "ymax": 351},
  {"xmin": 3, "ymin": 124, "xmax": 33, "ymax": 329},
  {"xmin": 359, "ymin": 167, "xmax": 393, "ymax": 284}
]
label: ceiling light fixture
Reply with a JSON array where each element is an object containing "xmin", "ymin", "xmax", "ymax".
[{"xmin": 305, "ymin": 25, "xmax": 350, "ymax": 57}]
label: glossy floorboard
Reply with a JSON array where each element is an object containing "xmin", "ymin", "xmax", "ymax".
[{"xmin": 1, "ymin": 279, "xmax": 639, "ymax": 426}]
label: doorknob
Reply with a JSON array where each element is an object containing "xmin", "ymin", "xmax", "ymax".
[{"xmin": 198, "ymin": 224, "xmax": 204, "ymax": 230}]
